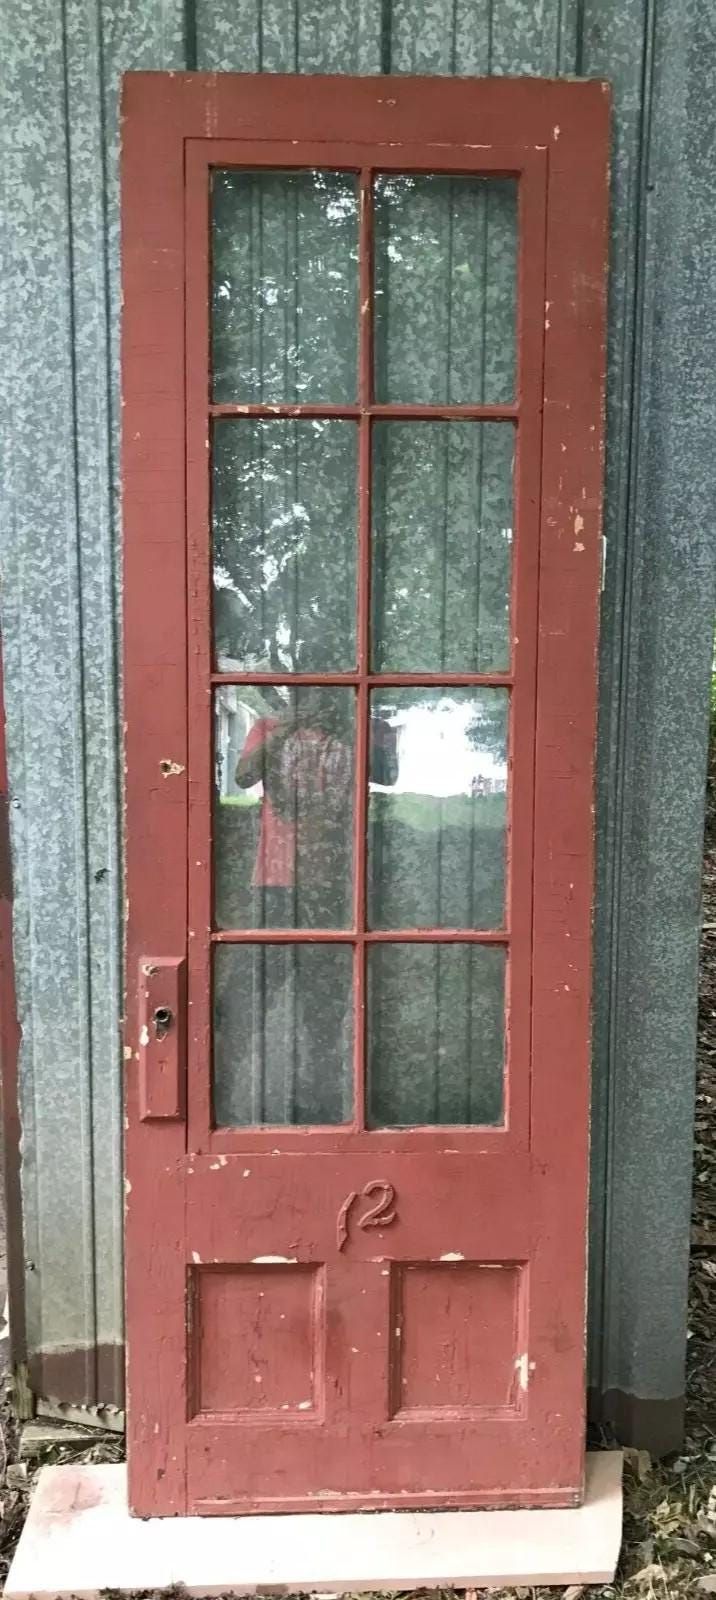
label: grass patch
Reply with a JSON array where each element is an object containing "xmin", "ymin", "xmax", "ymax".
[
  {"xmin": 218, "ymin": 791, "xmax": 505, "ymax": 829},
  {"xmin": 372, "ymin": 792, "xmax": 505, "ymax": 832},
  {"xmin": 218, "ymin": 791, "xmax": 260, "ymax": 808}
]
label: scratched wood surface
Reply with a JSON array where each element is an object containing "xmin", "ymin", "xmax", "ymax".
[
  {"xmin": 122, "ymin": 83, "xmax": 188, "ymax": 1513},
  {"xmin": 122, "ymin": 74, "xmax": 609, "ymax": 1515}
]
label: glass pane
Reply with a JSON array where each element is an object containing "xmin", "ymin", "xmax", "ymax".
[
  {"xmin": 371, "ymin": 422, "xmax": 514, "ymax": 673},
  {"xmin": 373, "ymin": 175, "xmax": 517, "ymax": 404},
  {"xmin": 214, "ymin": 943, "xmax": 353, "ymax": 1126},
  {"xmin": 212, "ymin": 169, "xmax": 358, "ymax": 403},
  {"xmin": 368, "ymin": 689, "xmax": 508, "ymax": 930},
  {"xmin": 368, "ymin": 943, "xmax": 505, "ymax": 1127},
  {"xmin": 213, "ymin": 419, "xmax": 357, "ymax": 672},
  {"xmin": 215, "ymin": 687, "xmax": 355, "ymax": 930}
]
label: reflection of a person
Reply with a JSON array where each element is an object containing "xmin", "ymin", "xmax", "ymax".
[
  {"xmin": 236, "ymin": 687, "xmax": 398, "ymax": 929},
  {"xmin": 226, "ymin": 690, "xmax": 398, "ymax": 1127}
]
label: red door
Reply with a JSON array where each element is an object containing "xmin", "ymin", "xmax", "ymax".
[{"xmin": 123, "ymin": 74, "xmax": 608, "ymax": 1516}]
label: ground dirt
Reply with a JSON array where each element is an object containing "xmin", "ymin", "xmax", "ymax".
[{"xmin": 0, "ymin": 764, "xmax": 714, "ymax": 1599}]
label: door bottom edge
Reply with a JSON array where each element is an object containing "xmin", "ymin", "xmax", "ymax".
[{"xmin": 188, "ymin": 1486, "xmax": 585, "ymax": 1515}]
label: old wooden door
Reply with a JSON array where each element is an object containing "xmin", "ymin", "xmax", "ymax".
[{"xmin": 123, "ymin": 74, "xmax": 608, "ymax": 1516}]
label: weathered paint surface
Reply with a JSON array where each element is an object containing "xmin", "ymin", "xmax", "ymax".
[
  {"xmin": 123, "ymin": 73, "xmax": 608, "ymax": 1513},
  {"xmin": 0, "ymin": 0, "xmax": 715, "ymax": 1448}
]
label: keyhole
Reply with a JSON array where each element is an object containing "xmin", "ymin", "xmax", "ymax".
[{"xmin": 153, "ymin": 1005, "xmax": 173, "ymax": 1042}]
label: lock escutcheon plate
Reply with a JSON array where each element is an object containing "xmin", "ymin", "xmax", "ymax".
[{"xmin": 137, "ymin": 957, "xmax": 186, "ymax": 1120}]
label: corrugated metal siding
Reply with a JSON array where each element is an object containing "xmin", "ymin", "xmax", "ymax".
[
  {"xmin": 0, "ymin": 0, "xmax": 714, "ymax": 1437},
  {"xmin": 0, "ymin": 0, "xmax": 186, "ymax": 1410},
  {"xmin": 588, "ymin": 0, "xmax": 716, "ymax": 1434}
]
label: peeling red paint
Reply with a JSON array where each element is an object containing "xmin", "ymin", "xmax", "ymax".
[{"xmin": 122, "ymin": 73, "xmax": 609, "ymax": 1517}]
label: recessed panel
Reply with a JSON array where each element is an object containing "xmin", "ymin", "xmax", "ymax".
[
  {"xmin": 391, "ymin": 1261, "xmax": 524, "ymax": 1417},
  {"xmin": 192, "ymin": 1264, "xmax": 322, "ymax": 1417}
]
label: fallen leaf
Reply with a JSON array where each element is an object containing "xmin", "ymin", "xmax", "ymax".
[
  {"xmin": 624, "ymin": 1447, "xmax": 653, "ymax": 1481},
  {"xmin": 629, "ymin": 1537, "xmax": 655, "ymax": 1572},
  {"xmin": 697, "ymin": 1577, "xmax": 716, "ymax": 1594},
  {"xmin": 652, "ymin": 1494, "xmax": 689, "ymax": 1538},
  {"xmin": 671, "ymin": 1534, "xmax": 703, "ymax": 1555}
]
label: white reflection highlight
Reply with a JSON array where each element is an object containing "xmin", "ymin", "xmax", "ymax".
[{"xmin": 374, "ymin": 698, "xmax": 507, "ymax": 800}]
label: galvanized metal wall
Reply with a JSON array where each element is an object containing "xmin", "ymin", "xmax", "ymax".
[{"xmin": 0, "ymin": 0, "xmax": 713, "ymax": 1442}]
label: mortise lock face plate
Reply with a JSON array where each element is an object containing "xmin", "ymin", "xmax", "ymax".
[{"xmin": 137, "ymin": 956, "xmax": 186, "ymax": 1120}]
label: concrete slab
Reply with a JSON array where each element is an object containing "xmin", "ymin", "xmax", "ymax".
[{"xmin": 5, "ymin": 1451, "xmax": 623, "ymax": 1598}]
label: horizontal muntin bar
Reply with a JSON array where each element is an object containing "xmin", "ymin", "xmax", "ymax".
[
  {"xmin": 211, "ymin": 672, "xmax": 514, "ymax": 688},
  {"xmin": 209, "ymin": 402, "xmax": 518, "ymax": 422},
  {"xmin": 212, "ymin": 929, "xmax": 508, "ymax": 944}
]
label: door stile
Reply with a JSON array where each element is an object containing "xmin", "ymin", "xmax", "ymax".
[
  {"xmin": 505, "ymin": 147, "xmax": 548, "ymax": 1145},
  {"xmin": 123, "ymin": 91, "xmax": 190, "ymax": 1515},
  {"xmin": 185, "ymin": 139, "xmax": 216, "ymax": 1155},
  {"xmin": 528, "ymin": 94, "xmax": 610, "ymax": 1483}
]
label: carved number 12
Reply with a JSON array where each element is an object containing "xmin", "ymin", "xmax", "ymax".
[{"xmin": 336, "ymin": 1181, "xmax": 397, "ymax": 1251}]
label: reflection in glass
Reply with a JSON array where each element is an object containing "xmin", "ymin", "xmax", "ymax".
[
  {"xmin": 213, "ymin": 943, "xmax": 353, "ymax": 1126},
  {"xmin": 212, "ymin": 169, "xmax": 358, "ymax": 403},
  {"xmin": 213, "ymin": 419, "xmax": 357, "ymax": 673},
  {"xmin": 214, "ymin": 687, "xmax": 356, "ymax": 930},
  {"xmin": 368, "ymin": 689, "xmax": 508, "ymax": 930},
  {"xmin": 368, "ymin": 943, "xmax": 505, "ymax": 1127},
  {"xmin": 372, "ymin": 422, "xmax": 514, "ymax": 673},
  {"xmin": 374, "ymin": 175, "xmax": 517, "ymax": 404}
]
